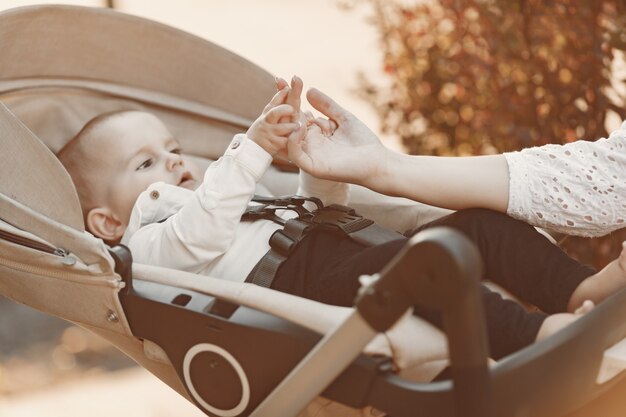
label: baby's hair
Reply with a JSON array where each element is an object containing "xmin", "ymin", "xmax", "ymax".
[
  {"xmin": 60, "ymin": 110, "xmax": 133, "ymax": 154},
  {"xmin": 57, "ymin": 110, "xmax": 136, "ymax": 221}
]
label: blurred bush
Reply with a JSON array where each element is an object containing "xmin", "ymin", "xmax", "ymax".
[{"xmin": 356, "ymin": 0, "xmax": 626, "ymax": 268}]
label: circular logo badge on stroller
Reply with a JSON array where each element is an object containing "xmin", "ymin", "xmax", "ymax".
[{"xmin": 183, "ymin": 343, "xmax": 250, "ymax": 416}]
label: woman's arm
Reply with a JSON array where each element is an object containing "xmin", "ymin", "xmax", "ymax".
[
  {"xmin": 292, "ymin": 87, "xmax": 626, "ymax": 237},
  {"xmin": 374, "ymin": 152, "xmax": 509, "ymax": 212},
  {"xmin": 289, "ymin": 88, "xmax": 510, "ymax": 212}
]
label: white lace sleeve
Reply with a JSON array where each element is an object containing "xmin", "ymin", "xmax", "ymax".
[{"xmin": 505, "ymin": 122, "xmax": 626, "ymax": 237}]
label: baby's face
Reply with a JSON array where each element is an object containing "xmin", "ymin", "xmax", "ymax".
[{"xmin": 89, "ymin": 111, "xmax": 198, "ymax": 225}]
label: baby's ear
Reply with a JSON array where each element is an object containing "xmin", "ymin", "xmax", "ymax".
[{"xmin": 86, "ymin": 207, "xmax": 125, "ymax": 242}]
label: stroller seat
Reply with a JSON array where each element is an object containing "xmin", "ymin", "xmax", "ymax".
[{"xmin": 0, "ymin": 98, "xmax": 454, "ymax": 416}]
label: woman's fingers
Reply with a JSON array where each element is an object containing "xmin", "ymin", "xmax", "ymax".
[{"xmin": 306, "ymin": 88, "xmax": 351, "ymax": 124}]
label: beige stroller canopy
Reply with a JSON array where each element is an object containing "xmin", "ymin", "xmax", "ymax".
[{"xmin": 3, "ymin": 5, "xmax": 626, "ymax": 417}]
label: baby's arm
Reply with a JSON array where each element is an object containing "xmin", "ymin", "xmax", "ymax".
[
  {"xmin": 125, "ymin": 89, "xmax": 302, "ymax": 272},
  {"xmin": 125, "ymin": 135, "xmax": 272, "ymax": 272}
]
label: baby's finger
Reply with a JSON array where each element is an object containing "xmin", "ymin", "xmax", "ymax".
[
  {"xmin": 275, "ymin": 76, "xmax": 289, "ymax": 91},
  {"xmin": 269, "ymin": 136, "xmax": 289, "ymax": 156},
  {"xmin": 265, "ymin": 104, "xmax": 295, "ymax": 124},
  {"xmin": 328, "ymin": 119, "xmax": 338, "ymax": 132},
  {"xmin": 287, "ymin": 75, "xmax": 303, "ymax": 112},
  {"xmin": 288, "ymin": 119, "xmax": 308, "ymax": 143},
  {"xmin": 264, "ymin": 87, "xmax": 290, "ymax": 113},
  {"xmin": 305, "ymin": 121, "xmax": 323, "ymax": 137},
  {"xmin": 277, "ymin": 76, "xmax": 303, "ymax": 125},
  {"xmin": 313, "ymin": 117, "xmax": 336, "ymax": 136},
  {"xmin": 287, "ymin": 130, "xmax": 314, "ymax": 173},
  {"xmin": 275, "ymin": 146, "xmax": 290, "ymax": 161},
  {"xmin": 273, "ymin": 122, "xmax": 301, "ymax": 136}
]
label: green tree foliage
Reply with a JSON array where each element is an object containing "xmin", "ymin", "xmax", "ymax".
[{"xmin": 359, "ymin": 0, "xmax": 626, "ymax": 268}]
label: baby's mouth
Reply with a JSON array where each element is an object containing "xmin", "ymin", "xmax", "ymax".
[{"xmin": 178, "ymin": 171, "xmax": 196, "ymax": 189}]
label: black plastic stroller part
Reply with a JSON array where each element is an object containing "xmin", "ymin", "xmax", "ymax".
[
  {"xmin": 355, "ymin": 226, "xmax": 492, "ymax": 417},
  {"xmin": 487, "ymin": 286, "xmax": 626, "ymax": 417},
  {"xmin": 113, "ymin": 226, "xmax": 495, "ymax": 417},
  {"xmin": 122, "ymin": 278, "xmax": 323, "ymax": 413},
  {"xmin": 111, "ymin": 226, "xmax": 626, "ymax": 417},
  {"xmin": 357, "ymin": 282, "xmax": 626, "ymax": 417},
  {"xmin": 113, "ymin": 246, "xmax": 394, "ymax": 416},
  {"xmin": 109, "ymin": 244, "xmax": 133, "ymax": 291}
]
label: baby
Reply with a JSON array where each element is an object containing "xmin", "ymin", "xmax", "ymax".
[{"xmin": 58, "ymin": 77, "xmax": 624, "ymax": 360}]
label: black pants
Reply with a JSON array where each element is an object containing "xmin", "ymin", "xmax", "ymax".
[{"xmin": 271, "ymin": 208, "xmax": 595, "ymax": 360}]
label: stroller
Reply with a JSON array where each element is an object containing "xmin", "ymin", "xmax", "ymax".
[{"xmin": 2, "ymin": 5, "xmax": 626, "ymax": 417}]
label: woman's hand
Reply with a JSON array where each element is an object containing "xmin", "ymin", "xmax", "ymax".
[{"xmin": 288, "ymin": 88, "xmax": 390, "ymax": 186}]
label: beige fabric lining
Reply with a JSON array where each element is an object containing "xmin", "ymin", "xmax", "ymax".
[
  {"xmin": 0, "ymin": 5, "xmax": 275, "ymax": 118},
  {"xmin": 1, "ymin": 88, "xmax": 248, "ymax": 159},
  {"xmin": 0, "ymin": 101, "xmax": 83, "ymax": 230},
  {"xmin": 0, "ymin": 239, "xmax": 128, "ymax": 334},
  {"xmin": 0, "ymin": 78, "xmax": 255, "ymax": 128},
  {"xmin": 0, "ymin": 194, "xmax": 110, "ymax": 267}
]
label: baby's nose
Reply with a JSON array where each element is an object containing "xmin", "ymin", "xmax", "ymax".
[{"xmin": 167, "ymin": 154, "xmax": 184, "ymax": 170}]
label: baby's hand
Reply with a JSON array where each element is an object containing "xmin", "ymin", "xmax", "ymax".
[
  {"xmin": 306, "ymin": 114, "xmax": 338, "ymax": 137},
  {"xmin": 280, "ymin": 76, "xmax": 307, "ymax": 153},
  {"xmin": 246, "ymin": 87, "xmax": 300, "ymax": 156},
  {"xmin": 287, "ymin": 112, "xmax": 337, "ymax": 153}
]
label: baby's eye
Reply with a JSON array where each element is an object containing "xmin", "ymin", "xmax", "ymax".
[
  {"xmin": 136, "ymin": 158, "xmax": 153, "ymax": 171},
  {"xmin": 170, "ymin": 148, "xmax": 182, "ymax": 155}
]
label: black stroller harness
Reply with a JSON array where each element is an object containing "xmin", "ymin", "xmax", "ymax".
[{"xmin": 242, "ymin": 195, "xmax": 406, "ymax": 288}]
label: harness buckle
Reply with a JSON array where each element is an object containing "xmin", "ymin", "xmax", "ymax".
[
  {"xmin": 311, "ymin": 206, "xmax": 374, "ymax": 234},
  {"xmin": 244, "ymin": 204, "xmax": 274, "ymax": 217},
  {"xmin": 246, "ymin": 195, "xmax": 404, "ymax": 289},
  {"xmin": 269, "ymin": 230, "xmax": 297, "ymax": 255}
]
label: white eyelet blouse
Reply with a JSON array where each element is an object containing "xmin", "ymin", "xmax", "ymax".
[{"xmin": 505, "ymin": 121, "xmax": 626, "ymax": 237}]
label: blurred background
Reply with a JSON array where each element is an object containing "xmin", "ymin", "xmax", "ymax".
[{"xmin": 1, "ymin": 0, "xmax": 625, "ymax": 416}]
